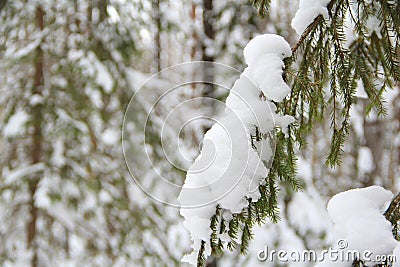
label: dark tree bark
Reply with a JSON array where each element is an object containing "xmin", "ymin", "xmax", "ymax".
[
  {"xmin": 202, "ymin": 0, "xmax": 215, "ymax": 99},
  {"xmin": 153, "ymin": 0, "xmax": 162, "ymax": 73},
  {"xmin": 27, "ymin": 5, "xmax": 45, "ymax": 267}
]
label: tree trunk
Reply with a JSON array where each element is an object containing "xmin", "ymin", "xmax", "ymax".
[
  {"xmin": 202, "ymin": 0, "xmax": 215, "ymax": 99},
  {"xmin": 153, "ymin": 0, "xmax": 162, "ymax": 73},
  {"xmin": 27, "ymin": 6, "xmax": 44, "ymax": 267}
]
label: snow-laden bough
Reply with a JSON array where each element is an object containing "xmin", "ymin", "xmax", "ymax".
[
  {"xmin": 178, "ymin": 34, "xmax": 294, "ymax": 265},
  {"xmin": 316, "ymin": 186, "xmax": 399, "ymax": 267},
  {"xmin": 291, "ymin": 0, "xmax": 330, "ymax": 36}
]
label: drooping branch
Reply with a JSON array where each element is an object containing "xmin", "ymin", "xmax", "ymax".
[{"xmin": 291, "ymin": 0, "xmax": 336, "ymax": 54}]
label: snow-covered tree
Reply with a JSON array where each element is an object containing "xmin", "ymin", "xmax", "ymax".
[
  {"xmin": 0, "ymin": 1, "xmax": 188, "ymax": 265},
  {"xmin": 2, "ymin": 0, "xmax": 400, "ymax": 267}
]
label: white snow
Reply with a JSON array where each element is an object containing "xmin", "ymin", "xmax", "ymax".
[
  {"xmin": 344, "ymin": 3, "xmax": 382, "ymax": 48},
  {"xmin": 243, "ymin": 34, "xmax": 292, "ymax": 102},
  {"xmin": 107, "ymin": 5, "xmax": 120, "ymax": 23},
  {"xmin": 243, "ymin": 34, "xmax": 292, "ymax": 65},
  {"xmin": 326, "ymin": 186, "xmax": 398, "ymax": 266},
  {"xmin": 51, "ymin": 139, "xmax": 66, "ymax": 166},
  {"xmin": 35, "ymin": 177, "xmax": 52, "ymax": 208},
  {"xmin": 288, "ymin": 192, "xmax": 331, "ymax": 236},
  {"xmin": 99, "ymin": 190, "xmax": 113, "ymax": 204},
  {"xmin": 291, "ymin": 0, "xmax": 330, "ymax": 36},
  {"xmin": 5, "ymin": 38, "xmax": 41, "ymax": 59},
  {"xmin": 349, "ymin": 102, "xmax": 365, "ymax": 140},
  {"xmin": 81, "ymin": 192, "xmax": 97, "ymax": 211},
  {"xmin": 102, "ymin": 128, "xmax": 120, "ymax": 145},
  {"xmin": 357, "ymin": 146, "xmax": 374, "ymax": 176},
  {"xmin": 29, "ymin": 94, "xmax": 44, "ymax": 106},
  {"xmin": 85, "ymin": 52, "xmax": 114, "ymax": 93},
  {"xmin": 3, "ymin": 110, "xmax": 29, "ymax": 137},
  {"xmin": 67, "ymin": 50, "xmax": 114, "ymax": 93},
  {"xmin": 3, "ymin": 163, "xmax": 45, "ymax": 185},
  {"xmin": 94, "ymin": 59, "xmax": 114, "ymax": 93},
  {"xmin": 344, "ymin": 12, "xmax": 357, "ymax": 49},
  {"xmin": 70, "ymin": 234, "xmax": 85, "ymax": 257},
  {"xmin": 355, "ymin": 80, "xmax": 368, "ymax": 99},
  {"xmin": 392, "ymin": 243, "xmax": 400, "ymax": 267},
  {"xmin": 366, "ymin": 16, "xmax": 381, "ymax": 37},
  {"xmin": 178, "ymin": 34, "xmax": 294, "ymax": 265}
]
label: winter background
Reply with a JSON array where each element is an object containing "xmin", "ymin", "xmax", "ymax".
[{"xmin": 0, "ymin": 0, "xmax": 400, "ymax": 266}]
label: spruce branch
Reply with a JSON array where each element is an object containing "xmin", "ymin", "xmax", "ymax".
[
  {"xmin": 248, "ymin": 0, "xmax": 272, "ymax": 17},
  {"xmin": 197, "ymin": 241, "xmax": 207, "ymax": 267},
  {"xmin": 291, "ymin": 0, "xmax": 337, "ymax": 54},
  {"xmin": 291, "ymin": 15, "xmax": 324, "ymax": 55},
  {"xmin": 282, "ymin": 0, "xmax": 399, "ymax": 168}
]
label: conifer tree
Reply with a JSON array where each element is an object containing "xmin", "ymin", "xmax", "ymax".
[{"xmin": 0, "ymin": 1, "xmax": 186, "ymax": 265}]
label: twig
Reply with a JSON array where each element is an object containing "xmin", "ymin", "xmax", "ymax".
[{"xmin": 291, "ymin": 15, "xmax": 324, "ymax": 54}]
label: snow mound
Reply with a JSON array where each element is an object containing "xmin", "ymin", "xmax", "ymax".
[
  {"xmin": 291, "ymin": 0, "xmax": 330, "ymax": 36},
  {"xmin": 327, "ymin": 186, "xmax": 398, "ymax": 265}
]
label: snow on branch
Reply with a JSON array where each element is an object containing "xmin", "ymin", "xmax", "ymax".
[
  {"xmin": 328, "ymin": 186, "xmax": 398, "ymax": 256},
  {"xmin": 291, "ymin": 0, "xmax": 331, "ymax": 36},
  {"xmin": 317, "ymin": 186, "xmax": 400, "ymax": 266},
  {"xmin": 178, "ymin": 34, "xmax": 294, "ymax": 265}
]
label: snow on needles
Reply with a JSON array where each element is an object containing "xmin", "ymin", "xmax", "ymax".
[
  {"xmin": 291, "ymin": 0, "xmax": 330, "ymax": 36},
  {"xmin": 178, "ymin": 34, "xmax": 294, "ymax": 265}
]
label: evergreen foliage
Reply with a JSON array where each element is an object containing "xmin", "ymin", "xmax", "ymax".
[
  {"xmin": 385, "ymin": 193, "xmax": 400, "ymax": 241},
  {"xmin": 0, "ymin": 1, "xmax": 183, "ymax": 265},
  {"xmin": 283, "ymin": 0, "xmax": 400, "ymax": 167},
  {"xmin": 1, "ymin": 0, "xmax": 399, "ymax": 266},
  {"xmin": 248, "ymin": 0, "xmax": 272, "ymax": 17}
]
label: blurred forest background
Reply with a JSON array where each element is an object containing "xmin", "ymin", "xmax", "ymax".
[{"xmin": 0, "ymin": 0, "xmax": 399, "ymax": 266}]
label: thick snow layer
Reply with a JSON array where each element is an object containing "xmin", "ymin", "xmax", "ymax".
[
  {"xmin": 393, "ymin": 243, "xmax": 400, "ymax": 267},
  {"xmin": 326, "ymin": 186, "xmax": 398, "ymax": 266},
  {"xmin": 243, "ymin": 34, "xmax": 292, "ymax": 102},
  {"xmin": 243, "ymin": 34, "xmax": 292, "ymax": 65},
  {"xmin": 291, "ymin": 0, "xmax": 330, "ymax": 35},
  {"xmin": 178, "ymin": 34, "xmax": 293, "ymax": 265}
]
